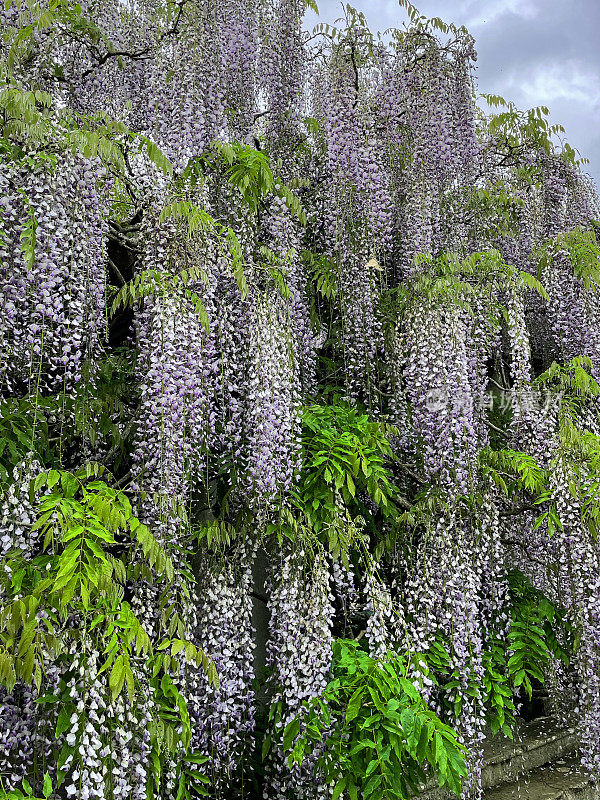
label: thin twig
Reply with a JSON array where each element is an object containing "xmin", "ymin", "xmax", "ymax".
[
  {"xmin": 486, "ymin": 419, "xmax": 508, "ymax": 436},
  {"xmin": 107, "ymin": 258, "xmax": 126, "ymax": 285},
  {"xmin": 80, "ymin": 0, "xmax": 190, "ymax": 78}
]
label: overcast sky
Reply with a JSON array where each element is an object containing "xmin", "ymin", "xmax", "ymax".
[{"xmin": 304, "ymin": 0, "xmax": 600, "ymax": 189}]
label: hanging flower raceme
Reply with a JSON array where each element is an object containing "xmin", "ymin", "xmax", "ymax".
[
  {"xmin": 402, "ymin": 513, "xmax": 487, "ymax": 797},
  {"xmin": 260, "ymin": 0, "xmax": 306, "ymax": 138},
  {"xmin": 264, "ymin": 551, "xmax": 334, "ymax": 799},
  {"xmin": 146, "ymin": 14, "xmax": 227, "ymax": 172},
  {"xmin": 0, "ymin": 458, "xmax": 54, "ymax": 789},
  {"xmin": 476, "ymin": 491, "xmax": 510, "ymax": 641},
  {"xmin": 132, "ymin": 295, "xmax": 216, "ymax": 508},
  {"xmin": 0, "ymin": 152, "xmax": 107, "ymax": 394},
  {"xmin": 504, "ymin": 289, "xmax": 544, "ymax": 450},
  {"xmin": 217, "ymin": 0, "xmax": 260, "ymax": 134},
  {"xmin": 394, "ymin": 26, "xmax": 479, "ymax": 273},
  {"xmin": 539, "ymin": 227, "xmax": 600, "ymax": 372},
  {"xmin": 308, "ymin": 29, "xmax": 394, "ymax": 399},
  {"xmin": 245, "ymin": 288, "xmax": 302, "ymax": 506},
  {"xmin": 130, "ymin": 192, "xmax": 224, "ymax": 518},
  {"xmin": 549, "ymin": 453, "xmax": 600, "ymax": 774},
  {"xmin": 190, "ymin": 542, "xmax": 256, "ymax": 785},
  {"xmin": 399, "ymin": 299, "xmax": 478, "ymax": 494},
  {"xmin": 58, "ymin": 0, "xmax": 152, "ymax": 124},
  {"xmin": 262, "ymin": 195, "xmax": 316, "ymax": 395},
  {"xmin": 363, "ymin": 566, "xmax": 406, "ymax": 659}
]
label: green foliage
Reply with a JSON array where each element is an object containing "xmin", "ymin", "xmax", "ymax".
[
  {"xmin": 204, "ymin": 141, "xmax": 306, "ymax": 225},
  {"xmin": 533, "ymin": 357, "xmax": 600, "ymax": 538},
  {"xmin": 303, "ymin": 250, "xmax": 339, "ymax": 300},
  {"xmin": 504, "ymin": 570, "xmax": 571, "ymax": 700},
  {"xmin": 517, "ymin": 269, "xmax": 549, "ymax": 300},
  {"xmin": 0, "ymin": 468, "xmax": 217, "ymax": 796},
  {"xmin": 480, "ymin": 447, "xmax": 547, "ymax": 498},
  {"xmin": 146, "ymin": 674, "xmax": 211, "ymax": 798},
  {"xmin": 0, "ymin": 86, "xmax": 55, "ymax": 157},
  {"xmin": 159, "ymin": 200, "xmax": 216, "ymax": 239},
  {"xmin": 0, "ymin": 470, "xmax": 157, "ymax": 690},
  {"xmin": 537, "ymin": 226, "xmax": 600, "ymax": 290},
  {"xmin": 399, "ymin": 250, "xmax": 547, "ymax": 319},
  {"xmin": 471, "ymin": 183, "xmax": 524, "ymax": 233},
  {"xmin": 536, "ymin": 355, "xmax": 600, "ymax": 401},
  {"xmin": 157, "ymin": 198, "xmax": 249, "ymax": 300},
  {"xmin": 0, "ymin": 773, "xmax": 55, "ymax": 800},
  {"xmin": 447, "ymin": 181, "xmax": 527, "ymax": 242},
  {"xmin": 193, "ymin": 519, "xmax": 240, "ymax": 551},
  {"xmin": 0, "ymin": 353, "xmax": 136, "ymax": 488},
  {"xmin": 481, "ymin": 356, "xmax": 600, "ymax": 542},
  {"xmin": 140, "ymin": 581, "xmax": 217, "ymax": 797},
  {"xmin": 1, "ymin": 0, "xmax": 174, "ymax": 177},
  {"xmin": 2, "ymin": 2, "xmax": 597, "ymax": 796},
  {"xmin": 281, "ymin": 639, "xmax": 467, "ymax": 800},
  {"xmin": 427, "ymin": 571, "xmax": 568, "ymax": 742},
  {"xmin": 216, "ymin": 141, "xmax": 275, "ymax": 212},
  {"xmin": 480, "ymin": 644, "xmax": 516, "ymax": 738},
  {"xmin": 470, "ymin": 572, "xmax": 570, "ymax": 735},
  {"xmin": 408, "ymin": 247, "xmax": 496, "ymax": 309},
  {"xmin": 480, "ymin": 447, "xmax": 566, "ymax": 536},
  {"xmin": 111, "ymin": 267, "xmax": 211, "ymax": 332},
  {"xmin": 119, "ymin": 145, "xmax": 306, "ymax": 315},
  {"xmin": 69, "ymin": 349, "xmax": 138, "ymax": 461},
  {"xmin": 420, "ymin": 571, "xmax": 571, "ymax": 739},
  {"xmin": 0, "ymin": 85, "xmax": 171, "ymax": 178},
  {"xmin": 293, "ymin": 403, "xmax": 401, "ymax": 557},
  {"xmin": 256, "ymin": 245, "xmax": 293, "ymax": 301},
  {"xmin": 480, "ymin": 96, "xmax": 581, "ymax": 165},
  {"xmin": 96, "ymin": 140, "xmax": 308, "ymax": 390},
  {"xmin": 416, "ymin": 634, "xmax": 516, "ymax": 740},
  {"xmin": 395, "ymin": 1, "xmax": 470, "ymax": 40},
  {"xmin": 173, "ymin": 752, "xmax": 211, "ymax": 800},
  {"xmin": 0, "ymin": 398, "xmax": 53, "ymax": 488},
  {"xmin": 0, "ymin": 469, "xmax": 214, "ymax": 696}
]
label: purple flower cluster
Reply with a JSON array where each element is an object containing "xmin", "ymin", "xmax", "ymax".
[
  {"xmin": 549, "ymin": 456, "xmax": 600, "ymax": 773},
  {"xmin": 0, "ymin": 154, "xmax": 107, "ymax": 393},
  {"xmin": 399, "ymin": 303, "xmax": 479, "ymax": 493}
]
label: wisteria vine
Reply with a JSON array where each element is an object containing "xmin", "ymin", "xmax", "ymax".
[{"xmin": 1, "ymin": 1, "xmax": 600, "ymax": 799}]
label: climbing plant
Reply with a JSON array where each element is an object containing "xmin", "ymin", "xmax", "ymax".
[{"xmin": 1, "ymin": 0, "xmax": 600, "ymax": 797}]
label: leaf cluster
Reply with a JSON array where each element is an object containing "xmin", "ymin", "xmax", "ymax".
[
  {"xmin": 0, "ymin": 398, "xmax": 53, "ymax": 489},
  {"xmin": 201, "ymin": 141, "xmax": 306, "ymax": 225},
  {"xmin": 0, "ymin": 469, "xmax": 215, "ymax": 699},
  {"xmin": 480, "ymin": 97, "xmax": 579, "ymax": 166},
  {"xmin": 503, "ymin": 570, "xmax": 571, "ymax": 700},
  {"xmin": 295, "ymin": 403, "xmax": 401, "ymax": 553},
  {"xmin": 537, "ymin": 227, "xmax": 600, "ymax": 290},
  {"xmin": 399, "ymin": 250, "xmax": 547, "ymax": 321},
  {"xmin": 0, "ymin": 772, "xmax": 54, "ymax": 800},
  {"xmin": 280, "ymin": 639, "xmax": 467, "ymax": 800}
]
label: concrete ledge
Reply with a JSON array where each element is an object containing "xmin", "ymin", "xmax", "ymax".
[
  {"xmin": 482, "ymin": 717, "xmax": 578, "ymax": 789},
  {"xmin": 484, "ymin": 756, "xmax": 599, "ymax": 800},
  {"xmin": 421, "ymin": 718, "xmax": 581, "ymax": 800}
]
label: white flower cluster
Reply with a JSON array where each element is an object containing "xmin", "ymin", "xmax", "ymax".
[
  {"xmin": 0, "ymin": 458, "xmax": 41, "ymax": 557},
  {"xmin": 264, "ymin": 551, "xmax": 334, "ymax": 799},
  {"xmin": 60, "ymin": 648, "xmax": 152, "ymax": 800},
  {"xmin": 191, "ymin": 543, "xmax": 257, "ymax": 785},
  {"xmin": 364, "ymin": 568, "xmax": 404, "ymax": 659}
]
